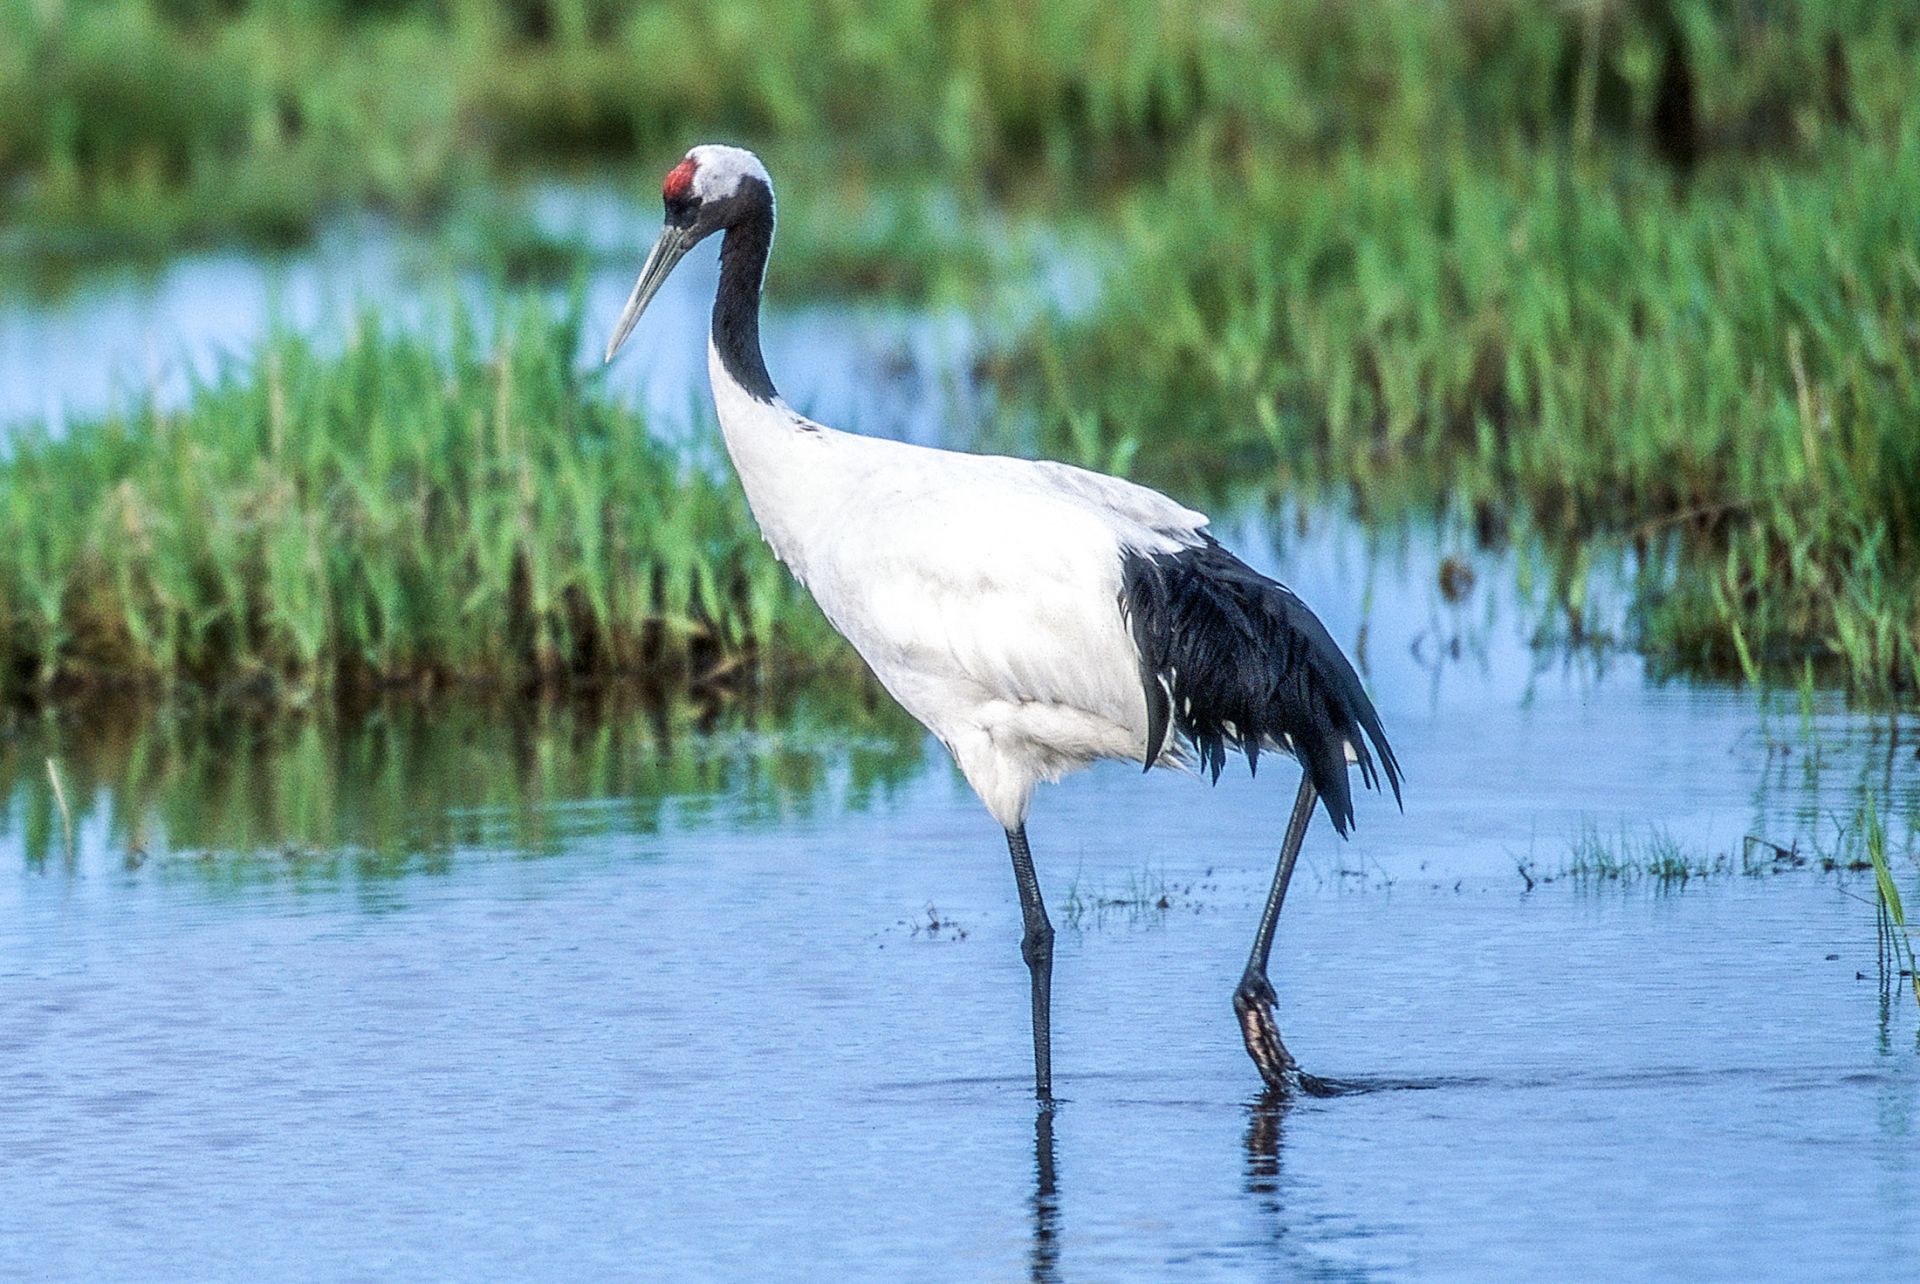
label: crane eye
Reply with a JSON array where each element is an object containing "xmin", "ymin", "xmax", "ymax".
[{"xmin": 663, "ymin": 194, "xmax": 698, "ymax": 227}]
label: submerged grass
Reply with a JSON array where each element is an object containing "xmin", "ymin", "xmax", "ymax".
[
  {"xmin": 1520, "ymin": 808, "xmax": 1918, "ymax": 893},
  {"xmin": 1556, "ymin": 823, "xmax": 1737, "ymax": 886},
  {"xmin": 1060, "ymin": 864, "xmax": 1211, "ymax": 929},
  {"xmin": 0, "ymin": 298, "xmax": 846, "ymax": 705},
  {"xmin": 1865, "ymin": 804, "xmax": 1920, "ymax": 1009}
]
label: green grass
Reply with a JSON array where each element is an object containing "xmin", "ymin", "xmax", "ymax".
[
  {"xmin": 1515, "ymin": 811, "xmax": 1916, "ymax": 892},
  {"xmin": 5, "ymin": 1, "xmax": 1903, "ymax": 253},
  {"xmin": 6, "ymin": 2, "xmax": 1919, "ymax": 702},
  {"xmin": 0, "ymin": 295, "xmax": 850, "ymax": 705},
  {"xmin": 1554, "ymin": 822, "xmax": 1735, "ymax": 886},
  {"xmin": 1864, "ymin": 803, "xmax": 1920, "ymax": 1010},
  {"xmin": 1022, "ymin": 119, "xmax": 1920, "ymax": 696}
]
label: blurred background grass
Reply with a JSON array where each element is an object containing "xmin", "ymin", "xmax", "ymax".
[
  {"xmin": 5, "ymin": 1, "xmax": 1904, "ymax": 249},
  {"xmin": 0, "ymin": 0, "xmax": 1915, "ymax": 703}
]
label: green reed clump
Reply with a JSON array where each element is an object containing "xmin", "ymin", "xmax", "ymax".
[
  {"xmin": 1026, "ymin": 119, "xmax": 1920, "ymax": 696},
  {"xmin": 0, "ymin": 301, "xmax": 835, "ymax": 704}
]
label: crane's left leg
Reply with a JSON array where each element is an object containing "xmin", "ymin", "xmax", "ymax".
[
  {"xmin": 1234, "ymin": 772, "xmax": 1318, "ymax": 1091},
  {"xmin": 1005, "ymin": 825, "xmax": 1055, "ymax": 1102}
]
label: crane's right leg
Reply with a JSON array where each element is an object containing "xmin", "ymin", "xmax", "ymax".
[
  {"xmin": 1233, "ymin": 772, "xmax": 1318, "ymax": 1092},
  {"xmin": 1005, "ymin": 825, "xmax": 1055, "ymax": 1102}
]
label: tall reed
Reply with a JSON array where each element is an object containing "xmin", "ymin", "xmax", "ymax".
[
  {"xmin": 1025, "ymin": 124, "xmax": 1920, "ymax": 694},
  {"xmin": 0, "ymin": 299, "xmax": 835, "ymax": 703}
]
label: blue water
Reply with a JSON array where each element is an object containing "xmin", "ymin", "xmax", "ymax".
[
  {"xmin": 0, "ymin": 180, "xmax": 994, "ymax": 446},
  {"xmin": 7, "ymin": 836, "xmax": 1911, "ymax": 1280}
]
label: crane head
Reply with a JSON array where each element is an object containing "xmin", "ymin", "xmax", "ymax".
[{"xmin": 604, "ymin": 145, "xmax": 774, "ymax": 363}]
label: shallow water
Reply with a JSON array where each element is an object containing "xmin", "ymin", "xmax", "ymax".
[
  {"xmin": 0, "ymin": 180, "xmax": 992, "ymax": 446},
  {"xmin": 2, "ymin": 194, "xmax": 1918, "ymax": 1280},
  {"xmin": 2, "ymin": 506, "xmax": 1916, "ymax": 1281}
]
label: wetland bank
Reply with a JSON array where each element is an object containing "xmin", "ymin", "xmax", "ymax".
[{"xmin": 3, "ymin": 2, "xmax": 1918, "ymax": 1279}]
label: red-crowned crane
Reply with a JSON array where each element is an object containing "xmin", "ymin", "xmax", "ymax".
[{"xmin": 604, "ymin": 145, "xmax": 1401, "ymax": 1101}]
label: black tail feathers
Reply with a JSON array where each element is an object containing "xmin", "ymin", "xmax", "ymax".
[{"xmin": 1120, "ymin": 537, "xmax": 1402, "ymax": 836}]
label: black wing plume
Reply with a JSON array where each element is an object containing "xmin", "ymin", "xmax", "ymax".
[{"xmin": 1120, "ymin": 537, "xmax": 1402, "ymax": 836}]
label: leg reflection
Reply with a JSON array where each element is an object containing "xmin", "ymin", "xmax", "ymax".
[
  {"xmin": 1244, "ymin": 1087, "xmax": 1290, "ymax": 1214},
  {"xmin": 1030, "ymin": 1106, "xmax": 1061, "ymax": 1284}
]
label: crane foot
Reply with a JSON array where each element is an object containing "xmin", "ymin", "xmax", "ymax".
[{"xmin": 1233, "ymin": 971, "xmax": 1328, "ymax": 1094}]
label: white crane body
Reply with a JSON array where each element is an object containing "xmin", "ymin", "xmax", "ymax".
[
  {"xmin": 712, "ymin": 341, "xmax": 1203, "ymax": 828},
  {"xmin": 606, "ymin": 143, "xmax": 1401, "ymax": 1098}
]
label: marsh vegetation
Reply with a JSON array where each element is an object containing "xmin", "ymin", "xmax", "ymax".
[
  {"xmin": 3, "ymin": 0, "xmax": 1915, "ymax": 705},
  {"xmin": 0, "ymin": 302, "xmax": 858, "ymax": 703}
]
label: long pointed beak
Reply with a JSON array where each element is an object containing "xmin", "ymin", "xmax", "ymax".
[{"xmin": 604, "ymin": 224, "xmax": 695, "ymax": 363}]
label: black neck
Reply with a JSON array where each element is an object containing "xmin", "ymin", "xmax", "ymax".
[{"xmin": 713, "ymin": 185, "xmax": 777, "ymax": 402}]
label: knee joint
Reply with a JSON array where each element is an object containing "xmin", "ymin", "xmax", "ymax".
[{"xmin": 1021, "ymin": 923, "xmax": 1054, "ymax": 968}]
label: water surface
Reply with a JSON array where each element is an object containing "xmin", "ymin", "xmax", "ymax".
[{"xmin": 0, "ymin": 180, "xmax": 992, "ymax": 446}]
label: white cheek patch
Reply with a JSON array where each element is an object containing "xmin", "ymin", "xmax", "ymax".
[{"xmin": 688, "ymin": 144, "xmax": 771, "ymax": 201}]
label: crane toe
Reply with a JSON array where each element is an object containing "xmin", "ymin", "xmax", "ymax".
[{"xmin": 1233, "ymin": 972, "xmax": 1302, "ymax": 1091}]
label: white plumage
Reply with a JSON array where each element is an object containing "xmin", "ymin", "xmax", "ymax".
[
  {"xmin": 605, "ymin": 144, "xmax": 1399, "ymax": 1100},
  {"xmin": 711, "ymin": 348, "xmax": 1203, "ymax": 828}
]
